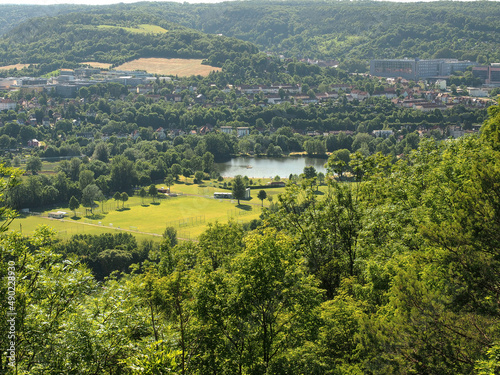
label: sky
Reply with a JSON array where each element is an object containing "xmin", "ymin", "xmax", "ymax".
[
  {"xmin": 0, "ymin": 0, "xmax": 496, "ymax": 4},
  {"xmin": 0, "ymin": 0, "xmax": 225, "ymax": 4},
  {"xmin": 0, "ymin": 0, "xmax": 495, "ymax": 4},
  {"xmin": 0, "ymin": 0, "xmax": 226, "ymax": 4}
]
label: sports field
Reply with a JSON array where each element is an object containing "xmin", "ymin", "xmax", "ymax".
[
  {"xmin": 12, "ymin": 181, "xmax": 279, "ymax": 241},
  {"xmin": 115, "ymin": 58, "xmax": 221, "ymax": 77}
]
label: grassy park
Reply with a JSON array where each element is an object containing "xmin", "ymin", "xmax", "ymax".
[{"xmin": 12, "ymin": 178, "xmax": 296, "ymax": 241}]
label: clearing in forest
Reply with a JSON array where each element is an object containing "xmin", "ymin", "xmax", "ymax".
[
  {"xmin": 115, "ymin": 58, "xmax": 221, "ymax": 77},
  {"xmin": 97, "ymin": 24, "xmax": 168, "ymax": 34},
  {"xmin": 0, "ymin": 64, "xmax": 32, "ymax": 70}
]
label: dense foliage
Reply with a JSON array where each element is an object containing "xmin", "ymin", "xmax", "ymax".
[
  {"xmin": 0, "ymin": 11, "xmax": 258, "ymax": 74},
  {"xmin": 1, "ymin": 1, "xmax": 499, "ymax": 70},
  {"xmin": 0, "ymin": 1, "xmax": 499, "ymax": 372},
  {"xmin": 0, "ymin": 101, "xmax": 499, "ymax": 373}
]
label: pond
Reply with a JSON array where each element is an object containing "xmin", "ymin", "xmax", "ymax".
[{"xmin": 216, "ymin": 156, "xmax": 328, "ymax": 178}]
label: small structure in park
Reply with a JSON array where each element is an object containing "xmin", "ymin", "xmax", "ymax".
[
  {"xmin": 157, "ymin": 187, "xmax": 170, "ymax": 194},
  {"xmin": 48, "ymin": 211, "xmax": 67, "ymax": 219},
  {"xmin": 214, "ymin": 192, "xmax": 233, "ymax": 199}
]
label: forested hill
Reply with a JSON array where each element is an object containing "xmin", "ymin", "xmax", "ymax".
[
  {"xmin": 129, "ymin": 0, "xmax": 500, "ymax": 63},
  {"xmin": 0, "ymin": 4, "xmax": 90, "ymax": 36},
  {"xmin": 0, "ymin": 1, "xmax": 499, "ymax": 68},
  {"xmin": 0, "ymin": 11, "xmax": 258, "ymax": 73}
]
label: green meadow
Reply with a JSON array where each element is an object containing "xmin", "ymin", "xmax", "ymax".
[
  {"xmin": 97, "ymin": 24, "xmax": 168, "ymax": 35},
  {"xmin": 12, "ymin": 180, "xmax": 287, "ymax": 241}
]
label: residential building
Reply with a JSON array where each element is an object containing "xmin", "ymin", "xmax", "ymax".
[
  {"xmin": 436, "ymin": 79, "xmax": 447, "ymax": 90},
  {"xmin": 373, "ymin": 130, "xmax": 394, "ymax": 138},
  {"xmin": 237, "ymin": 127, "xmax": 250, "ymax": 137},
  {"xmin": 0, "ymin": 98, "xmax": 16, "ymax": 111},
  {"xmin": 468, "ymin": 88, "xmax": 488, "ymax": 97}
]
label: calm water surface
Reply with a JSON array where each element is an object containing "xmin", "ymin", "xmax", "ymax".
[{"xmin": 216, "ymin": 156, "xmax": 328, "ymax": 178}]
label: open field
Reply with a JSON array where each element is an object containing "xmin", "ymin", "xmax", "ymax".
[
  {"xmin": 14, "ymin": 171, "xmax": 327, "ymax": 241},
  {"xmin": 97, "ymin": 24, "xmax": 168, "ymax": 35},
  {"xmin": 13, "ymin": 182, "xmax": 269, "ymax": 241},
  {"xmin": 13, "ymin": 216, "xmax": 160, "ymax": 243},
  {"xmin": 115, "ymin": 58, "xmax": 221, "ymax": 77},
  {"xmin": 81, "ymin": 62, "xmax": 113, "ymax": 69},
  {"xmin": 0, "ymin": 64, "xmax": 32, "ymax": 70}
]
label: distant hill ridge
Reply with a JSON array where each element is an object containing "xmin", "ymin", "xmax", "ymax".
[
  {"xmin": 0, "ymin": 10, "xmax": 258, "ymax": 75},
  {"xmin": 0, "ymin": 1, "xmax": 499, "ymax": 75}
]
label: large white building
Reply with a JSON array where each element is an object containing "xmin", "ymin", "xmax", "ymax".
[
  {"xmin": 0, "ymin": 98, "xmax": 16, "ymax": 111},
  {"xmin": 370, "ymin": 59, "xmax": 477, "ymax": 80}
]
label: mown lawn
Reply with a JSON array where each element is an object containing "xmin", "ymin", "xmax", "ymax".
[{"xmin": 14, "ymin": 177, "xmax": 328, "ymax": 241}]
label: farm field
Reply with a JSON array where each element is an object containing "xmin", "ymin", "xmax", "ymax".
[
  {"xmin": 115, "ymin": 58, "xmax": 221, "ymax": 76},
  {"xmin": 0, "ymin": 63, "xmax": 32, "ymax": 70},
  {"xmin": 80, "ymin": 62, "xmax": 113, "ymax": 69}
]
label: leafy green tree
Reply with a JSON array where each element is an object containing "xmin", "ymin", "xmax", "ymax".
[
  {"xmin": 81, "ymin": 184, "xmax": 103, "ymax": 214},
  {"xmin": 149, "ymin": 184, "xmax": 158, "ymax": 203},
  {"xmin": 197, "ymin": 220, "xmax": 244, "ymax": 271},
  {"xmin": 265, "ymin": 182, "xmax": 360, "ymax": 297},
  {"xmin": 0, "ymin": 227, "xmax": 99, "ymax": 373},
  {"xmin": 0, "ymin": 163, "xmax": 21, "ymax": 231},
  {"xmin": 231, "ymin": 175, "xmax": 246, "ymax": 205},
  {"xmin": 194, "ymin": 170, "xmax": 204, "ymax": 184},
  {"xmin": 171, "ymin": 163, "xmax": 182, "ymax": 180},
  {"xmin": 26, "ymin": 155, "xmax": 42, "ymax": 175},
  {"xmin": 327, "ymin": 149, "xmax": 351, "ymax": 180},
  {"xmin": 303, "ymin": 166, "xmax": 317, "ymax": 180},
  {"xmin": 139, "ymin": 187, "xmax": 147, "ymax": 205},
  {"xmin": 121, "ymin": 192, "xmax": 128, "ymax": 208},
  {"xmin": 69, "ymin": 195, "xmax": 79, "ymax": 217},
  {"xmin": 202, "ymin": 151, "xmax": 215, "ymax": 173},
  {"xmin": 110, "ymin": 155, "xmax": 137, "ymax": 191},
  {"xmin": 257, "ymin": 189, "xmax": 267, "ymax": 207},
  {"xmin": 113, "ymin": 191, "xmax": 121, "ymax": 209},
  {"xmin": 317, "ymin": 171, "xmax": 325, "ymax": 185},
  {"xmin": 92, "ymin": 142, "xmax": 109, "ymax": 163},
  {"xmin": 151, "ymin": 266, "xmax": 197, "ymax": 375},
  {"xmin": 223, "ymin": 229, "xmax": 322, "ymax": 372},
  {"xmin": 303, "ymin": 139, "xmax": 326, "ymax": 156},
  {"xmin": 164, "ymin": 174, "xmax": 174, "ymax": 191},
  {"xmin": 163, "ymin": 226, "xmax": 178, "ymax": 248},
  {"xmin": 78, "ymin": 169, "xmax": 95, "ymax": 191}
]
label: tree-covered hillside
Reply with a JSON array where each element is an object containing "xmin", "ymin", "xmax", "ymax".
[
  {"xmin": 0, "ymin": 4, "xmax": 91, "ymax": 36},
  {"xmin": 0, "ymin": 1, "xmax": 498, "ymax": 69},
  {"xmin": 0, "ymin": 11, "xmax": 258, "ymax": 73},
  {"xmin": 90, "ymin": 1, "xmax": 500, "ymax": 63}
]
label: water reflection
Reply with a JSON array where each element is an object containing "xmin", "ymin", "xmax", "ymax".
[{"xmin": 216, "ymin": 156, "xmax": 328, "ymax": 178}]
